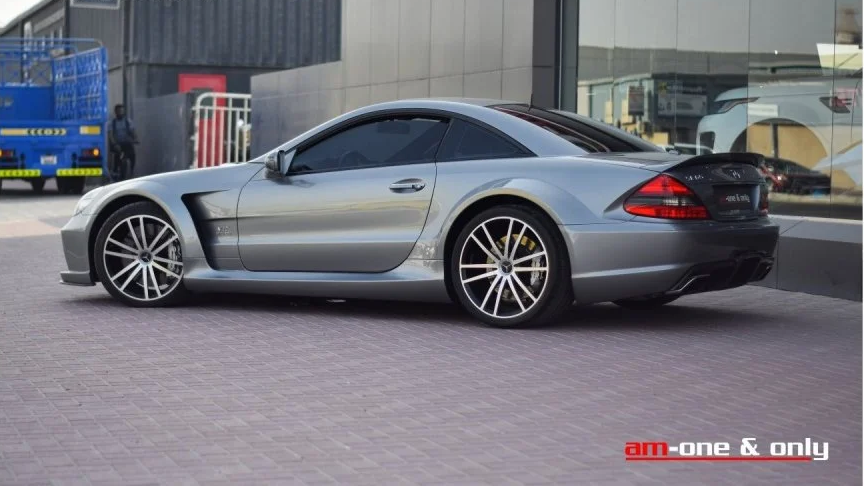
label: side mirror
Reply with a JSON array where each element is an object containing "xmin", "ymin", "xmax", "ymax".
[{"xmin": 265, "ymin": 149, "xmax": 295, "ymax": 175}]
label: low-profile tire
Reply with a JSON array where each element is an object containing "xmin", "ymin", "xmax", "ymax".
[
  {"xmin": 30, "ymin": 178, "xmax": 45, "ymax": 193},
  {"xmin": 93, "ymin": 201, "xmax": 189, "ymax": 307},
  {"xmin": 449, "ymin": 205, "xmax": 572, "ymax": 328},
  {"xmin": 613, "ymin": 295, "xmax": 679, "ymax": 310}
]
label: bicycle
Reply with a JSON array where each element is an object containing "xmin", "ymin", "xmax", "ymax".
[{"xmin": 107, "ymin": 143, "xmax": 137, "ymax": 183}]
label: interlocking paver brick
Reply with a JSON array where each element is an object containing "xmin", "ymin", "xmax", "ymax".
[{"xmin": 0, "ymin": 200, "xmax": 860, "ymax": 484}]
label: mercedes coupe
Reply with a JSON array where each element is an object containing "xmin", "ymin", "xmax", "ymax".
[{"xmin": 60, "ymin": 99, "xmax": 779, "ymax": 327}]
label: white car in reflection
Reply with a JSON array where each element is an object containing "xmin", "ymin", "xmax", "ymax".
[{"xmin": 696, "ymin": 74, "xmax": 862, "ymax": 159}]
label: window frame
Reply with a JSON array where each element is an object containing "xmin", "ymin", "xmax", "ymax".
[
  {"xmin": 286, "ymin": 110, "xmax": 452, "ymax": 176},
  {"xmin": 493, "ymin": 103, "xmax": 665, "ymax": 154},
  {"xmin": 285, "ymin": 108, "xmax": 535, "ymax": 175}
]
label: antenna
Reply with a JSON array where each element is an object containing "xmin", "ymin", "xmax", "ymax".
[{"xmin": 528, "ymin": 92, "xmax": 534, "ymax": 111}]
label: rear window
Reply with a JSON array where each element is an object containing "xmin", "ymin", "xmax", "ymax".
[{"xmin": 493, "ymin": 105, "xmax": 665, "ymax": 154}]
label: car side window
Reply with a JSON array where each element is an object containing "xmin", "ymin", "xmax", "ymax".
[
  {"xmin": 436, "ymin": 119, "xmax": 528, "ymax": 161},
  {"xmin": 289, "ymin": 116, "xmax": 450, "ymax": 174}
]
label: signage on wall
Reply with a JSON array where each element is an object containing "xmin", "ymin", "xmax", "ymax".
[
  {"xmin": 70, "ymin": 0, "xmax": 120, "ymax": 9},
  {"xmin": 656, "ymin": 80, "xmax": 707, "ymax": 117},
  {"xmin": 627, "ymin": 86, "xmax": 645, "ymax": 116}
]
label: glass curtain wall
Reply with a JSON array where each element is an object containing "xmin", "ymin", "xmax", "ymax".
[{"xmin": 561, "ymin": 0, "xmax": 862, "ymax": 219}]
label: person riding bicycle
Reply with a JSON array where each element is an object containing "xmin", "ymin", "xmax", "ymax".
[{"xmin": 108, "ymin": 104, "xmax": 139, "ymax": 180}]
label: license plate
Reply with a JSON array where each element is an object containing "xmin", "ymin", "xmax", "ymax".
[
  {"xmin": 715, "ymin": 186, "xmax": 754, "ymax": 211},
  {"xmin": 40, "ymin": 155, "xmax": 57, "ymax": 165}
]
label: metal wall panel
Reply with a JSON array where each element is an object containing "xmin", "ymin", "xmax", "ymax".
[
  {"xmin": 464, "ymin": 70, "xmax": 502, "ymax": 98},
  {"xmin": 131, "ymin": 91, "xmax": 196, "ymax": 176},
  {"xmin": 0, "ymin": 26, "xmax": 23, "ymax": 39},
  {"xmin": 369, "ymin": 0, "xmax": 399, "ymax": 84},
  {"xmin": 430, "ymin": 0, "xmax": 465, "ymax": 78},
  {"xmin": 464, "ymin": 0, "xmax": 504, "ymax": 74},
  {"xmin": 429, "ymin": 74, "xmax": 464, "ymax": 97},
  {"xmin": 107, "ymin": 68, "xmax": 124, "ymax": 109},
  {"xmin": 398, "ymin": 0, "xmax": 431, "ymax": 81},
  {"xmin": 68, "ymin": 4, "xmax": 123, "ymax": 69},
  {"xmin": 503, "ymin": 0, "xmax": 533, "ymax": 69},
  {"xmin": 342, "ymin": 0, "xmax": 372, "ymax": 87},
  {"xmin": 128, "ymin": 0, "xmax": 341, "ymax": 69},
  {"xmin": 140, "ymin": 64, "xmax": 281, "ymax": 99},
  {"xmin": 27, "ymin": 4, "xmax": 65, "ymax": 37},
  {"xmin": 501, "ymin": 67, "xmax": 532, "ymax": 101}
]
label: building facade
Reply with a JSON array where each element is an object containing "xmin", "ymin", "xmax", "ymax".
[
  {"xmin": 1, "ymin": 0, "xmax": 341, "ymax": 113},
  {"xmin": 251, "ymin": 0, "xmax": 861, "ymax": 300},
  {"xmin": 1, "ymin": 0, "xmax": 859, "ymax": 299}
]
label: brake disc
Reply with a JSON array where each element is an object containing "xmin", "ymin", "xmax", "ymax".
[{"xmin": 485, "ymin": 234, "xmax": 545, "ymax": 304}]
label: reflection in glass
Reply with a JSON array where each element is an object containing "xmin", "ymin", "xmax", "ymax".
[{"xmin": 562, "ymin": 0, "xmax": 862, "ymax": 219}]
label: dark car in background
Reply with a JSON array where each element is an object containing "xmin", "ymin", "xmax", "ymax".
[{"xmin": 760, "ymin": 157, "xmax": 832, "ymax": 195}]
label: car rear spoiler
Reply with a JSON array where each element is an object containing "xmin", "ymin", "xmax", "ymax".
[{"xmin": 676, "ymin": 152, "xmax": 764, "ymax": 168}]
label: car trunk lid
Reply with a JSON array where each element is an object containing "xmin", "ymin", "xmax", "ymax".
[
  {"xmin": 594, "ymin": 152, "xmax": 767, "ymax": 221},
  {"xmin": 659, "ymin": 152, "xmax": 766, "ymax": 221}
]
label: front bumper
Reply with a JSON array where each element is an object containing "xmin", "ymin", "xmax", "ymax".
[
  {"xmin": 59, "ymin": 212, "xmax": 96, "ymax": 286},
  {"xmin": 562, "ymin": 219, "xmax": 779, "ymax": 304},
  {"xmin": 60, "ymin": 270, "xmax": 96, "ymax": 286}
]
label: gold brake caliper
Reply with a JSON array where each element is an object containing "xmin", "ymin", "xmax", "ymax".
[{"xmin": 485, "ymin": 234, "xmax": 542, "ymax": 303}]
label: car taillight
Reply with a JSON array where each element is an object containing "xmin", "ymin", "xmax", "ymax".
[
  {"xmin": 624, "ymin": 174, "xmax": 709, "ymax": 220},
  {"xmin": 0, "ymin": 148, "xmax": 14, "ymax": 158},
  {"xmin": 82, "ymin": 148, "xmax": 101, "ymax": 158},
  {"xmin": 759, "ymin": 191, "xmax": 769, "ymax": 216}
]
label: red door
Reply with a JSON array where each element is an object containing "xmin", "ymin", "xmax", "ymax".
[{"xmin": 180, "ymin": 74, "xmax": 227, "ymax": 168}]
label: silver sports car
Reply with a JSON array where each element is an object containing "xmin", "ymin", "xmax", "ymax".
[{"xmin": 60, "ymin": 99, "xmax": 779, "ymax": 327}]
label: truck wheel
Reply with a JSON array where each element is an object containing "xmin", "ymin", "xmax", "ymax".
[
  {"xmin": 30, "ymin": 178, "xmax": 46, "ymax": 193},
  {"xmin": 56, "ymin": 178, "xmax": 68, "ymax": 194},
  {"xmin": 67, "ymin": 177, "xmax": 85, "ymax": 195}
]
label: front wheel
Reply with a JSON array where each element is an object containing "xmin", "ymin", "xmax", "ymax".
[
  {"xmin": 449, "ymin": 205, "xmax": 573, "ymax": 328},
  {"xmin": 93, "ymin": 201, "xmax": 189, "ymax": 307}
]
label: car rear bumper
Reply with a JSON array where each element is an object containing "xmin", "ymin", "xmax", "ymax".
[{"xmin": 562, "ymin": 219, "xmax": 779, "ymax": 304}]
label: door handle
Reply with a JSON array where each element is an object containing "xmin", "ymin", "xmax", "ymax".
[{"xmin": 389, "ymin": 180, "xmax": 426, "ymax": 192}]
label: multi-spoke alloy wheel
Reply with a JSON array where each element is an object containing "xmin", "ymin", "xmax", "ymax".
[
  {"xmin": 450, "ymin": 205, "xmax": 572, "ymax": 327},
  {"xmin": 94, "ymin": 202, "xmax": 189, "ymax": 307}
]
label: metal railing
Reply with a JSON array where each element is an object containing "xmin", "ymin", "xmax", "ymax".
[{"xmin": 191, "ymin": 92, "xmax": 251, "ymax": 168}]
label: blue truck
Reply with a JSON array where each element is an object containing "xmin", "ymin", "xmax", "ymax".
[{"xmin": 0, "ymin": 38, "xmax": 108, "ymax": 195}]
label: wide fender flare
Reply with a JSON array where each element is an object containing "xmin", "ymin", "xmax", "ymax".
[
  {"xmin": 428, "ymin": 177, "xmax": 605, "ymax": 261},
  {"xmin": 87, "ymin": 180, "xmax": 207, "ymax": 261}
]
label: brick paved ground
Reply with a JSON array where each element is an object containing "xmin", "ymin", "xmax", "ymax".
[{"xmin": 0, "ymin": 189, "xmax": 861, "ymax": 485}]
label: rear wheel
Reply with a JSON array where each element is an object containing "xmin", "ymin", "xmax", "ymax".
[
  {"xmin": 449, "ymin": 205, "xmax": 572, "ymax": 327},
  {"xmin": 93, "ymin": 201, "xmax": 189, "ymax": 307},
  {"xmin": 67, "ymin": 177, "xmax": 85, "ymax": 195},
  {"xmin": 613, "ymin": 295, "xmax": 679, "ymax": 310},
  {"xmin": 30, "ymin": 177, "xmax": 45, "ymax": 193}
]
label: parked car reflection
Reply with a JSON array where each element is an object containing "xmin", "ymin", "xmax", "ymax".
[{"xmin": 759, "ymin": 157, "xmax": 832, "ymax": 195}]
